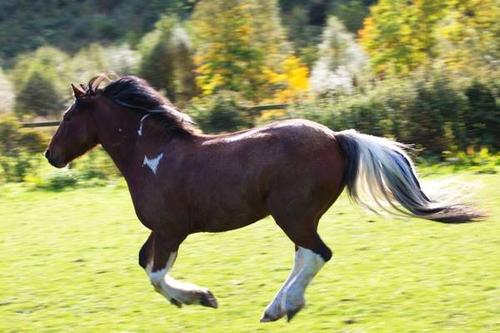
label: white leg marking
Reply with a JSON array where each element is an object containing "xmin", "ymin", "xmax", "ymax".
[
  {"xmin": 261, "ymin": 247, "xmax": 325, "ymax": 321},
  {"xmin": 146, "ymin": 252, "xmax": 215, "ymax": 307},
  {"xmin": 137, "ymin": 114, "xmax": 150, "ymax": 136},
  {"xmin": 142, "ymin": 152, "xmax": 164, "ymax": 175}
]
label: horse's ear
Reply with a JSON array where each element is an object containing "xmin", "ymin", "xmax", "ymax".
[{"xmin": 71, "ymin": 84, "xmax": 85, "ymax": 99}]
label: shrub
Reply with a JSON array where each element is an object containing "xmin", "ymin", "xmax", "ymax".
[
  {"xmin": 138, "ymin": 16, "xmax": 198, "ymax": 104},
  {"xmin": 464, "ymin": 81, "xmax": 499, "ymax": 150},
  {"xmin": 18, "ymin": 128, "xmax": 50, "ymax": 153},
  {"xmin": 404, "ymin": 71, "xmax": 467, "ymax": 153},
  {"xmin": 286, "ymin": 70, "xmax": 497, "ymax": 155},
  {"xmin": 0, "ymin": 115, "xmax": 47, "ymax": 183},
  {"xmin": 189, "ymin": 92, "xmax": 253, "ymax": 133},
  {"xmin": 37, "ymin": 169, "xmax": 78, "ymax": 191},
  {"xmin": 70, "ymin": 148, "xmax": 120, "ymax": 181},
  {"xmin": 14, "ymin": 71, "xmax": 65, "ymax": 118}
]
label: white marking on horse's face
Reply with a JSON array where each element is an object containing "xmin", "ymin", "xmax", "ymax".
[
  {"xmin": 142, "ymin": 152, "xmax": 164, "ymax": 175},
  {"xmin": 118, "ymin": 128, "xmax": 123, "ymax": 132},
  {"xmin": 137, "ymin": 114, "xmax": 150, "ymax": 136}
]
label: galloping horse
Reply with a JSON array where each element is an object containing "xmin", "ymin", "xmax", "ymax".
[{"xmin": 45, "ymin": 75, "xmax": 480, "ymax": 322}]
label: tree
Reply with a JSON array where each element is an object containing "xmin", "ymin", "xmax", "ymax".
[
  {"xmin": 192, "ymin": 0, "xmax": 268, "ymax": 101},
  {"xmin": 193, "ymin": 0, "xmax": 306, "ymax": 103},
  {"xmin": 332, "ymin": 0, "xmax": 375, "ymax": 33},
  {"xmin": 11, "ymin": 47, "xmax": 69, "ymax": 118},
  {"xmin": 10, "ymin": 47, "xmax": 69, "ymax": 90},
  {"xmin": 310, "ymin": 16, "xmax": 367, "ymax": 95},
  {"xmin": 436, "ymin": 0, "xmax": 499, "ymax": 76},
  {"xmin": 0, "ymin": 0, "xmax": 194, "ymax": 61},
  {"xmin": 252, "ymin": 0, "xmax": 292, "ymax": 67},
  {"xmin": 264, "ymin": 55, "xmax": 310, "ymax": 103},
  {"xmin": 14, "ymin": 71, "xmax": 65, "ymax": 118},
  {"xmin": 464, "ymin": 81, "xmax": 500, "ymax": 149},
  {"xmin": 139, "ymin": 15, "xmax": 198, "ymax": 104},
  {"xmin": 69, "ymin": 43, "xmax": 139, "ymax": 84},
  {"xmin": 0, "ymin": 69, "xmax": 14, "ymax": 113},
  {"xmin": 360, "ymin": 0, "xmax": 447, "ymax": 75}
]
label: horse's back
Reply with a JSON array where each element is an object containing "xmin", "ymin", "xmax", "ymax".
[{"xmin": 204, "ymin": 119, "xmax": 335, "ymax": 144}]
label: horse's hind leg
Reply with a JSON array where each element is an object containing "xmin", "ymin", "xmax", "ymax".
[
  {"xmin": 138, "ymin": 231, "xmax": 218, "ymax": 308},
  {"xmin": 261, "ymin": 212, "xmax": 333, "ymax": 322}
]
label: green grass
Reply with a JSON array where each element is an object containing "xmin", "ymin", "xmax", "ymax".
[{"xmin": 0, "ymin": 169, "xmax": 499, "ymax": 332}]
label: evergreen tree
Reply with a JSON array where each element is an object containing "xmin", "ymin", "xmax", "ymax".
[
  {"xmin": 15, "ymin": 71, "xmax": 65, "ymax": 118},
  {"xmin": 139, "ymin": 16, "xmax": 197, "ymax": 103},
  {"xmin": 11, "ymin": 47, "xmax": 68, "ymax": 118}
]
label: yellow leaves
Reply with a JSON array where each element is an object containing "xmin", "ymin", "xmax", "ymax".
[
  {"xmin": 197, "ymin": 73, "xmax": 223, "ymax": 96},
  {"xmin": 283, "ymin": 56, "xmax": 309, "ymax": 91},
  {"xmin": 259, "ymin": 109, "xmax": 287, "ymax": 122},
  {"xmin": 264, "ymin": 56, "xmax": 310, "ymax": 103},
  {"xmin": 359, "ymin": 17, "xmax": 374, "ymax": 48},
  {"xmin": 263, "ymin": 68, "xmax": 283, "ymax": 84}
]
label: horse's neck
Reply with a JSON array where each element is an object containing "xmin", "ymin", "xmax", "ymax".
[{"xmin": 99, "ymin": 124, "xmax": 176, "ymax": 180}]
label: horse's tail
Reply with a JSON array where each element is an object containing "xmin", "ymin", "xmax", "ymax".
[{"xmin": 335, "ymin": 129, "xmax": 482, "ymax": 223}]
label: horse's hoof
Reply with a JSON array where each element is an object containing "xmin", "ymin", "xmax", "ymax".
[
  {"xmin": 286, "ymin": 305, "xmax": 303, "ymax": 322},
  {"xmin": 199, "ymin": 290, "xmax": 218, "ymax": 308},
  {"xmin": 170, "ymin": 298, "xmax": 182, "ymax": 308},
  {"xmin": 260, "ymin": 312, "xmax": 281, "ymax": 322}
]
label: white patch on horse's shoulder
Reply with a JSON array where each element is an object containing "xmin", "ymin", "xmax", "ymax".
[
  {"xmin": 142, "ymin": 152, "xmax": 164, "ymax": 175},
  {"xmin": 137, "ymin": 114, "xmax": 150, "ymax": 136}
]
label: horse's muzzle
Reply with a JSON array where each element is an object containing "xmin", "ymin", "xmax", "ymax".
[{"xmin": 45, "ymin": 149, "xmax": 66, "ymax": 168}]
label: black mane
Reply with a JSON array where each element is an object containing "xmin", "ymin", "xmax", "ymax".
[{"xmin": 86, "ymin": 75, "xmax": 196, "ymax": 136}]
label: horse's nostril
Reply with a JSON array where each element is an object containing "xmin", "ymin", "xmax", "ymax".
[{"xmin": 44, "ymin": 150, "xmax": 50, "ymax": 159}]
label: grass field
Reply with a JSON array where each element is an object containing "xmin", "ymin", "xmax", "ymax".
[{"xmin": 1, "ymin": 168, "xmax": 499, "ymax": 332}]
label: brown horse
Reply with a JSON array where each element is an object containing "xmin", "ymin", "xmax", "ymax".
[{"xmin": 45, "ymin": 75, "xmax": 481, "ymax": 322}]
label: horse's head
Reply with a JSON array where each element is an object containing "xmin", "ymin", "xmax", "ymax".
[
  {"xmin": 46, "ymin": 74, "xmax": 197, "ymax": 168},
  {"xmin": 45, "ymin": 84, "xmax": 100, "ymax": 168}
]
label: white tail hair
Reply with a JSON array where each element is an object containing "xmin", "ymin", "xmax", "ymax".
[{"xmin": 335, "ymin": 130, "xmax": 482, "ymax": 223}]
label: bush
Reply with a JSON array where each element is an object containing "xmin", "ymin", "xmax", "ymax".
[
  {"xmin": 189, "ymin": 92, "xmax": 253, "ymax": 133},
  {"xmin": 14, "ymin": 71, "xmax": 65, "ymax": 118},
  {"xmin": 36, "ymin": 169, "xmax": 78, "ymax": 191},
  {"xmin": 289, "ymin": 70, "xmax": 498, "ymax": 155},
  {"xmin": 404, "ymin": 72, "xmax": 467, "ymax": 153},
  {"xmin": 0, "ymin": 115, "xmax": 48, "ymax": 183},
  {"xmin": 70, "ymin": 148, "xmax": 120, "ymax": 181},
  {"xmin": 138, "ymin": 16, "xmax": 198, "ymax": 104},
  {"xmin": 18, "ymin": 128, "xmax": 50, "ymax": 153},
  {"xmin": 442, "ymin": 148, "xmax": 499, "ymax": 174},
  {"xmin": 464, "ymin": 81, "xmax": 500, "ymax": 150}
]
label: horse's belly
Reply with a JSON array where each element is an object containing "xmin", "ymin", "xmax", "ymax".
[{"xmin": 190, "ymin": 199, "xmax": 269, "ymax": 233}]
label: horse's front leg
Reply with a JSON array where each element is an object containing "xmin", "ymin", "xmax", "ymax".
[{"xmin": 138, "ymin": 232, "xmax": 218, "ymax": 308}]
